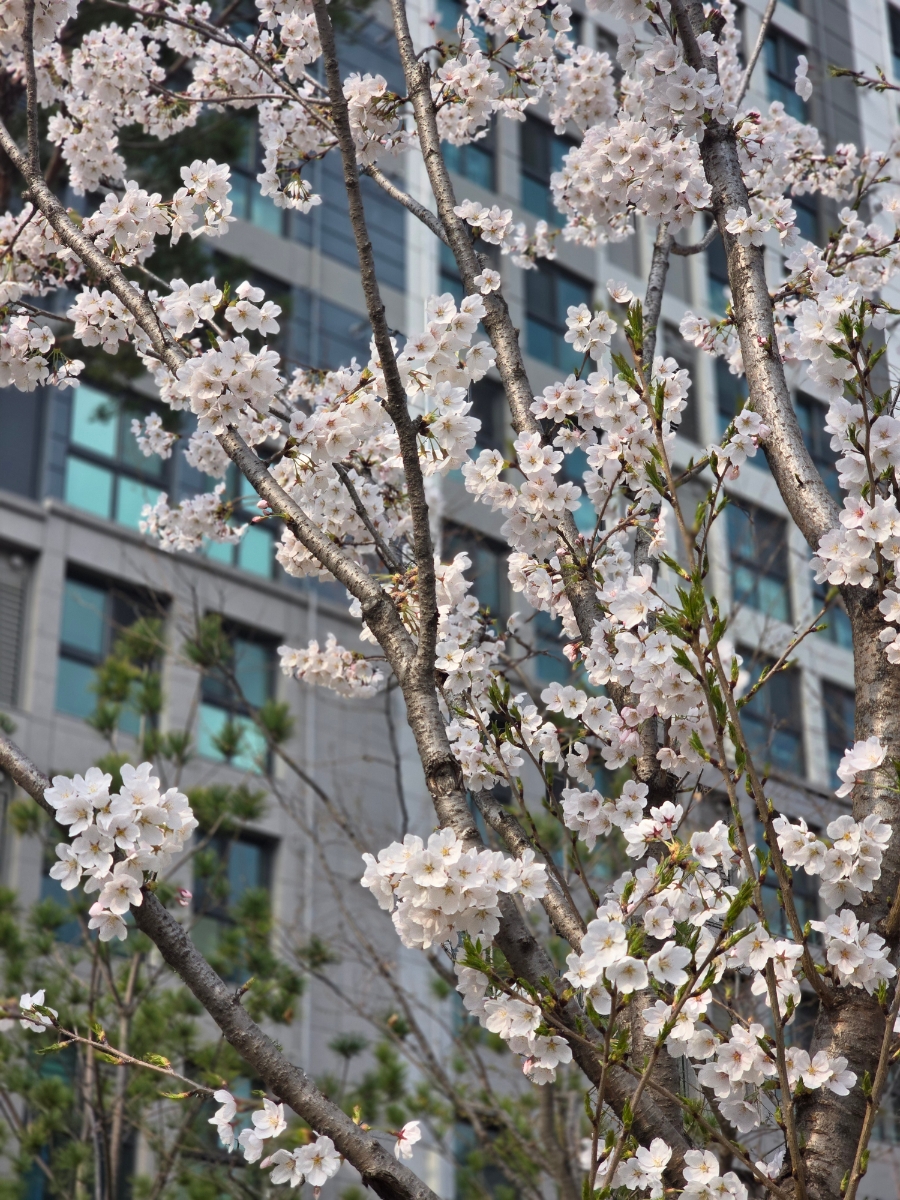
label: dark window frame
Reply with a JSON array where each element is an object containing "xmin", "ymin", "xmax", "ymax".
[
  {"xmin": 727, "ymin": 501, "xmax": 792, "ymax": 624},
  {"xmin": 520, "ymin": 113, "xmax": 577, "ymax": 225},
  {"xmin": 525, "ymin": 259, "xmax": 593, "ymax": 370},
  {"xmin": 738, "ymin": 648, "xmax": 806, "ymax": 777},
  {"xmin": 197, "ymin": 617, "xmax": 279, "ymax": 772},
  {"xmin": 63, "ymin": 382, "xmax": 175, "ymax": 531},
  {"xmin": 764, "ymin": 28, "xmax": 808, "ymax": 122},
  {"xmin": 55, "ymin": 569, "xmax": 166, "ymax": 727}
]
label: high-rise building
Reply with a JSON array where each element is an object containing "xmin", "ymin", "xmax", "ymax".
[{"xmin": 1, "ymin": 0, "xmax": 898, "ymax": 1192}]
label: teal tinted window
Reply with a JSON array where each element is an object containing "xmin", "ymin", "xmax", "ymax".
[
  {"xmin": 740, "ymin": 655, "xmax": 805, "ymax": 776},
  {"xmin": 64, "ymin": 458, "xmax": 114, "ymax": 519},
  {"xmin": 443, "ymin": 523, "xmax": 509, "ymax": 618},
  {"xmin": 521, "ymin": 115, "xmax": 576, "ymax": 224},
  {"xmin": 65, "ymin": 384, "xmax": 171, "ymax": 531},
  {"xmin": 525, "ymin": 260, "xmax": 592, "ymax": 370},
  {"xmin": 198, "ymin": 622, "xmax": 277, "ymax": 772},
  {"xmin": 60, "ymin": 579, "xmax": 106, "ymax": 656},
  {"xmin": 823, "ymin": 683, "xmax": 855, "ymax": 787},
  {"xmin": 237, "ymin": 526, "xmax": 273, "ymax": 577},
  {"xmin": 234, "ymin": 638, "xmax": 272, "ymax": 708},
  {"xmin": 201, "ymin": 467, "xmax": 275, "ymax": 579},
  {"xmin": 55, "ymin": 656, "xmax": 97, "ymax": 719},
  {"xmin": 70, "ymin": 385, "xmax": 117, "ymax": 456},
  {"xmin": 116, "ymin": 477, "xmax": 159, "ymax": 529},
  {"xmin": 197, "ymin": 703, "xmax": 268, "ymax": 773},
  {"xmin": 445, "ymin": 138, "xmax": 495, "ymax": 189},
  {"xmin": 728, "ymin": 504, "xmax": 791, "ymax": 623},
  {"xmin": 205, "ymin": 538, "xmax": 234, "ymax": 565},
  {"xmin": 56, "ymin": 575, "xmax": 162, "ymax": 729},
  {"xmin": 765, "ymin": 30, "xmax": 807, "ymax": 122}
]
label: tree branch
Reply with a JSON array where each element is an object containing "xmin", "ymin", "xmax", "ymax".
[{"xmin": 0, "ymin": 732, "xmax": 443, "ymax": 1200}]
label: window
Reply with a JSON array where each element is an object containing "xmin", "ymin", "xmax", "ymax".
[
  {"xmin": 284, "ymin": 285, "xmax": 372, "ymax": 373},
  {"xmin": 525, "ymin": 260, "xmax": 592, "ymax": 370},
  {"xmin": 437, "ymin": 0, "xmax": 489, "ymax": 48},
  {"xmin": 890, "ymin": 6, "xmax": 900, "ymax": 80},
  {"xmin": 822, "ymin": 682, "xmax": 855, "ymax": 789},
  {"xmin": 197, "ymin": 621, "xmax": 276, "ymax": 772},
  {"xmin": 560, "ymin": 446, "xmax": 595, "ymax": 534},
  {"xmin": 439, "ymin": 242, "xmax": 496, "ymax": 330},
  {"xmin": 443, "ymin": 522, "xmax": 510, "ymax": 619},
  {"xmin": 715, "ymin": 358, "xmax": 747, "ymax": 438},
  {"xmin": 63, "ymin": 384, "xmax": 169, "ymax": 530},
  {"xmin": 203, "ymin": 467, "xmax": 276, "ymax": 580},
  {"xmin": 0, "ymin": 384, "xmax": 44, "ymax": 499},
  {"xmin": 739, "ymin": 652, "xmax": 805, "ymax": 776},
  {"xmin": 520, "ymin": 114, "xmax": 576, "ymax": 224},
  {"xmin": 469, "ymin": 376, "xmax": 507, "ymax": 451},
  {"xmin": 659, "ymin": 322, "xmax": 700, "ymax": 442},
  {"xmin": 728, "ymin": 503, "xmax": 791, "ymax": 623},
  {"xmin": 193, "ymin": 831, "xmax": 275, "ymax": 970},
  {"xmin": 440, "ymin": 239, "xmax": 466, "ymax": 308},
  {"xmin": 445, "ymin": 126, "xmax": 496, "ymax": 190},
  {"xmin": 0, "ymin": 547, "xmax": 29, "ymax": 709},
  {"xmin": 40, "ymin": 836, "xmax": 81, "ymax": 943},
  {"xmin": 792, "ymin": 192, "xmax": 820, "ymax": 244},
  {"xmin": 230, "ymin": 115, "xmax": 284, "ymax": 236},
  {"xmin": 308, "ymin": 154, "xmax": 406, "ymax": 292},
  {"xmin": 55, "ymin": 573, "xmax": 161, "ymax": 732},
  {"xmin": 765, "ymin": 30, "xmax": 808, "ymax": 121}
]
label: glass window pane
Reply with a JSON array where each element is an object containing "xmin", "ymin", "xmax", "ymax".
[
  {"xmin": 521, "ymin": 176, "xmax": 552, "ymax": 221},
  {"xmin": 234, "ymin": 639, "xmax": 271, "ymax": 708},
  {"xmin": 70, "ymin": 385, "xmax": 118, "ymax": 457},
  {"xmin": 122, "ymin": 420, "xmax": 164, "ymax": 477},
  {"xmin": 65, "ymin": 456, "xmax": 114, "ymax": 519},
  {"xmin": 197, "ymin": 702, "xmax": 266, "ymax": 773},
  {"xmin": 61, "ymin": 579, "xmax": 106, "ymax": 655},
  {"xmin": 117, "ymin": 476, "xmax": 161, "ymax": 530},
  {"xmin": 229, "ymin": 840, "xmax": 265, "ymax": 903},
  {"xmin": 205, "ymin": 538, "xmax": 235, "ymax": 566},
  {"xmin": 56, "ymin": 655, "xmax": 98, "ymax": 718},
  {"xmin": 251, "ymin": 189, "xmax": 283, "ymax": 235},
  {"xmin": 237, "ymin": 526, "xmax": 273, "ymax": 578}
]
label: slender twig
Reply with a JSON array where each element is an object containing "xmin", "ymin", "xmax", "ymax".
[
  {"xmin": 334, "ymin": 462, "xmax": 404, "ymax": 573},
  {"xmin": 735, "ymin": 0, "xmax": 779, "ymax": 106},
  {"xmin": 670, "ymin": 224, "xmax": 718, "ymax": 256}
]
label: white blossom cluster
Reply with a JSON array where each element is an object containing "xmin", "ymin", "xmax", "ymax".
[
  {"xmin": 598, "ymin": 1144, "xmax": 748, "ymax": 1200},
  {"xmin": 131, "ymin": 413, "xmax": 176, "ymax": 460},
  {"xmin": 360, "ymin": 828, "xmax": 547, "ymax": 950},
  {"xmin": 139, "ymin": 484, "xmax": 246, "ymax": 553},
  {"xmin": 0, "ymin": 313, "xmax": 83, "ymax": 391},
  {"xmin": 0, "ymin": 989, "xmax": 58, "ymax": 1033},
  {"xmin": 45, "ymin": 764, "xmax": 198, "ymax": 942},
  {"xmin": 456, "ymin": 963, "xmax": 573, "ymax": 1085},
  {"xmin": 0, "ymin": 205, "xmax": 82, "ymax": 303},
  {"xmin": 773, "ymin": 749, "xmax": 891, "ymax": 911},
  {"xmin": 0, "ymin": 0, "xmax": 78, "ymax": 54},
  {"xmin": 208, "ymin": 1091, "xmax": 342, "ymax": 1185},
  {"xmin": 278, "ymin": 634, "xmax": 386, "ymax": 697}
]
